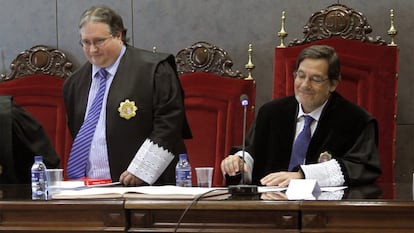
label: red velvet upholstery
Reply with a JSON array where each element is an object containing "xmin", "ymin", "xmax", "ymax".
[
  {"xmin": 273, "ymin": 5, "xmax": 398, "ymax": 184},
  {"xmin": 177, "ymin": 42, "xmax": 256, "ymax": 187},
  {"xmin": 0, "ymin": 75, "xmax": 72, "ymax": 170},
  {"xmin": 0, "ymin": 45, "xmax": 73, "ymax": 171},
  {"xmin": 180, "ymin": 72, "xmax": 255, "ymax": 187}
]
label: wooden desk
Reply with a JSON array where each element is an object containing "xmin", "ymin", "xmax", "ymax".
[
  {"xmin": 0, "ymin": 200, "xmax": 126, "ymax": 232},
  {"xmin": 0, "ymin": 185, "xmax": 126, "ymax": 232},
  {"xmin": 301, "ymin": 200, "xmax": 414, "ymax": 233},
  {"xmin": 0, "ymin": 183, "xmax": 413, "ymax": 232},
  {"xmin": 125, "ymin": 183, "xmax": 413, "ymax": 233},
  {"xmin": 125, "ymin": 199, "xmax": 301, "ymax": 233}
]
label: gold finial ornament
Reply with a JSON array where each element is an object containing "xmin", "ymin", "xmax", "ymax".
[
  {"xmin": 387, "ymin": 9, "xmax": 398, "ymax": 46},
  {"xmin": 244, "ymin": 43, "xmax": 255, "ymax": 80},
  {"xmin": 277, "ymin": 11, "xmax": 288, "ymax": 48},
  {"xmin": 118, "ymin": 99, "xmax": 138, "ymax": 120}
]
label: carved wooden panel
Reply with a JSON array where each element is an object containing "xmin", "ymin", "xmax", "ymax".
[
  {"xmin": 2, "ymin": 45, "xmax": 73, "ymax": 81},
  {"xmin": 289, "ymin": 4, "xmax": 386, "ymax": 46},
  {"xmin": 176, "ymin": 41, "xmax": 243, "ymax": 79}
]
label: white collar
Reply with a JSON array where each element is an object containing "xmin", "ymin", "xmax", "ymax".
[{"xmin": 297, "ymin": 98, "xmax": 329, "ymax": 121}]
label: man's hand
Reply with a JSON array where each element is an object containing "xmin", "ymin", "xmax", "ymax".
[
  {"xmin": 119, "ymin": 171, "xmax": 144, "ymax": 186},
  {"xmin": 220, "ymin": 155, "xmax": 249, "ymax": 176},
  {"xmin": 260, "ymin": 171, "xmax": 304, "ymax": 187}
]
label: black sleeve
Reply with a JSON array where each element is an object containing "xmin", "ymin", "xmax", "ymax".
[
  {"xmin": 11, "ymin": 102, "xmax": 60, "ymax": 183},
  {"xmin": 338, "ymin": 121, "xmax": 382, "ymax": 185}
]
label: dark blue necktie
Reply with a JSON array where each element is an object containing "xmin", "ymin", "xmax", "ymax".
[
  {"xmin": 67, "ymin": 69, "xmax": 108, "ymax": 179},
  {"xmin": 288, "ymin": 115, "xmax": 314, "ymax": 171}
]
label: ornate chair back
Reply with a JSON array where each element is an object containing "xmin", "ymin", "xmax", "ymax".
[
  {"xmin": 176, "ymin": 41, "xmax": 256, "ymax": 186},
  {"xmin": 273, "ymin": 4, "xmax": 398, "ymax": 184},
  {"xmin": 0, "ymin": 45, "xmax": 73, "ymax": 170}
]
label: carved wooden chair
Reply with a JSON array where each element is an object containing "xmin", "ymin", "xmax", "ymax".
[
  {"xmin": 0, "ymin": 45, "xmax": 73, "ymax": 170},
  {"xmin": 273, "ymin": 4, "xmax": 398, "ymax": 184},
  {"xmin": 176, "ymin": 41, "xmax": 256, "ymax": 187}
]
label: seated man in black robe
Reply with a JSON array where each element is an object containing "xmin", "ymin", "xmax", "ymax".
[
  {"xmin": 221, "ymin": 45, "xmax": 381, "ymax": 187},
  {"xmin": 0, "ymin": 96, "xmax": 60, "ymax": 184}
]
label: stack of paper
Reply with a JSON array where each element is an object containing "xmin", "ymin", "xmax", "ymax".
[{"xmin": 52, "ymin": 185, "xmax": 229, "ymax": 200}]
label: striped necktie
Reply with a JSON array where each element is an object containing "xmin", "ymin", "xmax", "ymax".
[
  {"xmin": 67, "ymin": 69, "xmax": 108, "ymax": 179},
  {"xmin": 288, "ymin": 115, "xmax": 314, "ymax": 171}
]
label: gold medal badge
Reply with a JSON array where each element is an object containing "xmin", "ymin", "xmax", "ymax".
[
  {"xmin": 118, "ymin": 99, "xmax": 138, "ymax": 120},
  {"xmin": 318, "ymin": 151, "xmax": 332, "ymax": 163}
]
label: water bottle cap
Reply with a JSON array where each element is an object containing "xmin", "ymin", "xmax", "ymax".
[
  {"xmin": 179, "ymin": 154, "xmax": 188, "ymax": 160},
  {"xmin": 34, "ymin": 155, "xmax": 43, "ymax": 162}
]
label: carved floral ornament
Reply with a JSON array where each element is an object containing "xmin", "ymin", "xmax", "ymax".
[
  {"xmin": 289, "ymin": 4, "xmax": 386, "ymax": 46},
  {"xmin": 1, "ymin": 45, "xmax": 73, "ymax": 81},
  {"xmin": 176, "ymin": 41, "xmax": 243, "ymax": 79}
]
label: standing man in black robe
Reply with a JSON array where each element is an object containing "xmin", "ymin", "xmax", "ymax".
[
  {"xmin": 63, "ymin": 5, "xmax": 191, "ymax": 186},
  {"xmin": 221, "ymin": 45, "xmax": 381, "ymax": 187}
]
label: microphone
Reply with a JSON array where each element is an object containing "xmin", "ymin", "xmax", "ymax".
[
  {"xmin": 239, "ymin": 94, "xmax": 248, "ymax": 184},
  {"xmin": 225, "ymin": 95, "xmax": 249, "ymax": 185},
  {"xmin": 227, "ymin": 94, "xmax": 259, "ymax": 200},
  {"xmin": 240, "ymin": 94, "xmax": 249, "ymax": 107}
]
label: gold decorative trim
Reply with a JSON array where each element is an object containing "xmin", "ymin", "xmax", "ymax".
[
  {"xmin": 318, "ymin": 151, "xmax": 332, "ymax": 163},
  {"xmin": 118, "ymin": 99, "xmax": 138, "ymax": 120},
  {"xmin": 387, "ymin": 9, "xmax": 398, "ymax": 46},
  {"xmin": 277, "ymin": 11, "xmax": 288, "ymax": 48}
]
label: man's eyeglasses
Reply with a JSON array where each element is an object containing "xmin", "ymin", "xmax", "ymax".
[
  {"xmin": 79, "ymin": 36, "xmax": 113, "ymax": 48},
  {"xmin": 293, "ymin": 71, "xmax": 329, "ymax": 83}
]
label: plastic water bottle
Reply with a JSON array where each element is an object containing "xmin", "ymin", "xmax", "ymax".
[
  {"xmin": 31, "ymin": 155, "xmax": 47, "ymax": 200},
  {"xmin": 176, "ymin": 153, "xmax": 192, "ymax": 187}
]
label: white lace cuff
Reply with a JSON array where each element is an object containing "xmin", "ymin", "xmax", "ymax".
[
  {"xmin": 127, "ymin": 139, "xmax": 174, "ymax": 185},
  {"xmin": 300, "ymin": 159, "xmax": 345, "ymax": 187}
]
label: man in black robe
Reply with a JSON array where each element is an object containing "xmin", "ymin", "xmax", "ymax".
[
  {"xmin": 0, "ymin": 96, "xmax": 60, "ymax": 184},
  {"xmin": 63, "ymin": 5, "xmax": 191, "ymax": 186},
  {"xmin": 221, "ymin": 45, "xmax": 381, "ymax": 187}
]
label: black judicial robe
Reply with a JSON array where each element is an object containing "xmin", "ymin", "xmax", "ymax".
[
  {"xmin": 0, "ymin": 96, "xmax": 60, "ymax": 184},
  {"xmin": 63, "ymin": 46, "xmax": 191, "ymax": 184},
  {"xmin": 247, "ymin": 92, "xmax": 381, "ymax": 185}
]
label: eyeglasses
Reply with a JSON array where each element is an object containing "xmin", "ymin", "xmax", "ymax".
[
  {"xmin": 79, "ymin": 36, "xmax": 113, "ymax": 48},
  {"xmin": 293, "ymin": 71, "xmax": 329, "ymax": 84}
]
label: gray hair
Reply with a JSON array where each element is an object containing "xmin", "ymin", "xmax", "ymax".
[
  {"xmin": 79, "ymin": 5, "xmax": 129, "ymax": 44},
  {"xmin": 295, "ymin": 45, "xmax": 341, "ymax": 81}
]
